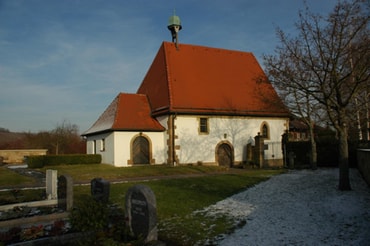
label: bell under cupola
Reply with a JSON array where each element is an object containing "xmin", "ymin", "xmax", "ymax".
[{"xmin": 167, "ymin": 10, "xmax": 182, "ymax": 48}]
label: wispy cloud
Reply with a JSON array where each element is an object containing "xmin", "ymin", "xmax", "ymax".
[{"xmin": 0, "ymin": 0, "xmax": 339, "ymax": 132}]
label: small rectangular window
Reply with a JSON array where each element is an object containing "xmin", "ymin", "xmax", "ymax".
[
  {"xmin": 101, "ymin": 138, "xmax": 105, "ymax": 151},
  {"xmin": 93, "ymin": 140, "xmax": 96, "ymax": 154},
  {"xmin": 199, "ymin": 118, "xmax": 209, "ymax": 133}
]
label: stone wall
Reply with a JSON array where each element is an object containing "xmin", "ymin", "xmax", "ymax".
[
  {"xmin": 357, "ymin": 149, "xmax": 370, "ymax": 186},
  {"xmin": 0, "ymin": 149, "xmax": 48, "ymax": 164}
]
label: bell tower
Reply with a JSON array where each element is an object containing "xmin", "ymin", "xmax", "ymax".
[{"xmin": 167, "ymin": 11, "xmax": 182, "ymax": 48}]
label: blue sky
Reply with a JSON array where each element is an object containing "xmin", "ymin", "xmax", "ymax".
[{"xmin": 0, "ymin": 0, "xmax": 339, "ymax": 133}]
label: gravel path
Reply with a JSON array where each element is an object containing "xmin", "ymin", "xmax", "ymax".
[{"xmin": 202, "ymin": 168, "xmax": 370, "ymax": 246}]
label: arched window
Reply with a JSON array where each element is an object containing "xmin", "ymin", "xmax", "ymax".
[{"xmin": 261, "ymin": 122, "xmax": 269, "ymax": 139}]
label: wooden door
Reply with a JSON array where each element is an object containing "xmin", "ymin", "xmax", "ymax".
[
  {"xmin": 217, "ymin": 143, "xmax": 233, "ymax": 167},
  {"xmin": 133, "ymin": 136, "xmax": 149, "ymax": 164}
]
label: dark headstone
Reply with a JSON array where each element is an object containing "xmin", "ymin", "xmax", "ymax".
[
  {"xmin": 91, "ymin": 178, "xmax": 110, "ymax": 203},
  {"xmin": 58, "ymin": 174, "xmax": 73, "ymax": 211},
  {"xmin": 288, "ymin": 151, "xmax": 296, "ymax": 169},
  {"xmin": 125, "ymin": 184, "xmax": 157, "ymax": 243}
]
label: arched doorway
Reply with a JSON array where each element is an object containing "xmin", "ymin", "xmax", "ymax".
[
  {"xmin": 216, "ymin": 142, "xmax": 234, "ymax": 167},
  {"xmin": 133, "ymin": 136, "xmax": 149, "ymax": 164}
]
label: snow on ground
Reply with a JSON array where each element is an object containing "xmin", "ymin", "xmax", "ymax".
[{"xmin": 202, "ymin": 168, "xmax": 370, "ymax": 246}]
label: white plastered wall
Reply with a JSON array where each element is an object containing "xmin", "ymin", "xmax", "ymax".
[
  {"xmin": 112, "ymin": 131, "xmax": 166, "ymax": 167},
  {"xmin": 85, "ymin": 132, "xmax": 114, "ymax": 165},
  {"xmin": 174, "ymin": 115, "xmax": 288, "ymax": 165},
  {"xmin": 85, "ymin": 115, "xmax": 288, "ymax": 167},
  {"xmin": 86, "ymin": 131, "xmax": 166, "ymax": 167}
]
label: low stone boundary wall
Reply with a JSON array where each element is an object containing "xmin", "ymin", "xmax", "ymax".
[
  {"xmin": 0, "ymin": 149, "xmax": 48, "ymax": 164},
  {"xmin": 357, "ymin": 149, "xmax": 370, "ymax": 186}
]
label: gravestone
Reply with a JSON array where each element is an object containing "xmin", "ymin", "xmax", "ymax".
[
  {"xmin": 91, "ymin": 178, "xmax": 110, "ymax": 203},
  {"xmin": 288, "ymin": 151, "xmax": 296, "ymax": 169},
  {"xmin": 46, "ymin": 170, "xmax": 58, "ymax": 200},
  {"xmin": 125, "ymin": 184, "xmax": 157, "ymax": 243},
  {"xmin": 57, "ymin": 174, "xmax": 73, "ymax": 211},
  {"xmin": 254, "ymin": 133, "xmax": 265, "ymax": 168}
]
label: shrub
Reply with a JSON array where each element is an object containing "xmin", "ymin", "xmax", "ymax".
[
  {"xmin": 70, "ymin": 195, "xmax": 134, "ymax": 244},
  {"xmin": 43, "ymin": 154, "xmax": 101, "ymax": 166},
  {"xmin": 26, "ymin": 154, "xmax": 101, "ymax": 168},
  {"xmin": 70, "ymin": 195, "xmax": 110, "ymax": 233}
]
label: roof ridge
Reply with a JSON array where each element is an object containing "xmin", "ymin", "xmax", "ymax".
[
  {"xmin": 162, "ymin": 41, "xmax": 253, "ymax": 55},
  {"xmin": 82, "ymin": 94, "xmax": 119, "ymax": 135},
  {"xmin": 113, "ymin": 93, "xmax": 123, "ymax": 127}
]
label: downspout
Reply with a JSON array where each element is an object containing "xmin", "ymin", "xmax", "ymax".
[
  {"xmin": 168, "ymin": 113, "xmax": 177, "ymax": 166},
  {"xmin": 172, "ymin": 113, "xmax": 177, "ymax": 166}
]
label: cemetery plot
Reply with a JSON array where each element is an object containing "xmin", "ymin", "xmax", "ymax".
[{"xmin": 0, "ymin": 171, "xmax": 74, "ymax": 244}]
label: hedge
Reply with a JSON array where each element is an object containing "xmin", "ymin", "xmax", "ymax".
[
  {"xmin": 27, "ymin": 154, "xmax": 101, "ymax": 168},
  {"xmin": 26, "ymin": 156, "xmax": 45, "ymax": 168}
]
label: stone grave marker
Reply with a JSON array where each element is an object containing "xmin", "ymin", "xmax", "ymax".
[
  {"xmin": 58, "ymin": 174, "xmax": 73, "ymax": 211},
  {"xmin": 91, "ymin": 178, "xmax": 110, "ymax": 203},
  {"xmin": 125, "ymin": 184, "xmax": 157, "ymax": 243},
  {"xmin": 46, "ymin": 169, "xmax": 58, "ymax": 200},
  {"xmin": 288, "ymin": 151, "xmax": 296, "ymax": 169}
]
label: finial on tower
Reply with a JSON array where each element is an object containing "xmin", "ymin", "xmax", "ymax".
[{"xmin": 167, "ymin": 10, "xmax": 182, "ymax": 48}]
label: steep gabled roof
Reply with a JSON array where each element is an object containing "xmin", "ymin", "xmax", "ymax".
[
  {"xmin": 137, "ymin": 42, "xmax": 289, "ymax": 117},
  {"xmin": 83, "ymin": 93, "xmax": 164, "ymax": 136}
]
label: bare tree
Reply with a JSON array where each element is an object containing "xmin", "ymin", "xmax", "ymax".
[
  {"xmin": 273, "ymin": 70, "xmax": 322, "ymax": 169},
  {"xmin": 264, "ymin": 0, "xmax": 369, "ymax": 190},
  {"xmin": 51, "ymin": 120, "xmax": 81, "ymax": 154}
]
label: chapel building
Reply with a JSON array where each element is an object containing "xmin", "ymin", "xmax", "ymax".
[{"xmin": 82, "ymin": 41, "xmax": 290, "ymax": 168}]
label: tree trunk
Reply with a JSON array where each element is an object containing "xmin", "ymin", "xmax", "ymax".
[
  {"xmin": 308, "ymin": 123, "xmax": 317, "ymax": 170},
  {"xmin": 310, "ymin": 138, "xmax": 317, "ymax": 170},
  {"xmin": 338, "ymin": 125, "xmax": 351, "ymax": 191},
  {"xmin": 55, "ymin": 141, "xmax": 59, "ymax": 155}
]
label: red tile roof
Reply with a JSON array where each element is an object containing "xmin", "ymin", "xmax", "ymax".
[
  {"xmin": 138, "ymin": 42, "xmax": 289, "ymax": 117},
  {"xmin": 83, "ymin": 93, "xmax": 164, "ymax": 135},
  {"xmin": 84, "ymin": 42, "xmax": 290, "ymax": 135}
]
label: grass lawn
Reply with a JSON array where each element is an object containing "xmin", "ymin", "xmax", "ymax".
[
  {"xmin": 36, "ymin": 164, "xmax": 231, "ymax": 183},
  {"xmin": 1, "ymin": 164, "xmax": 285, "ymax": 245},
  {"xmin": 67, "ymin": 165, "xmax": 284, "ymax": 245},
  {"xmin": 0, "ymin": 166, "xmax": 43, "ymax": 204},
  {"xmin": 0, "ymin": 166, "xmax": 35, "ymax": 187}
]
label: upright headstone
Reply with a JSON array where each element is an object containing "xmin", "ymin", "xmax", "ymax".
[
  {"xmin": 58, "ymin": 174, "xmax": 73, "ymax": 211},
  {"xmin": 125, "ymin": 184, "xmax": 157, "ymax": 243},
  {"xmin": 246, "ymin": 143, "xmax": 253, "ymax": 163},
  {"xmin": 46, "ymin": 169, "xmax": 58, "ymax": 200},
  {"xmin": 288, "ymin": 151, "xmax": 296, "ymax": 169},
  {"xmin": 91, "ymin": 178, "xmax": 110, "ymax": 203},
  {"xmin": 254, "ymin": 133, "xmax": 265, "ymax": 168}
]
